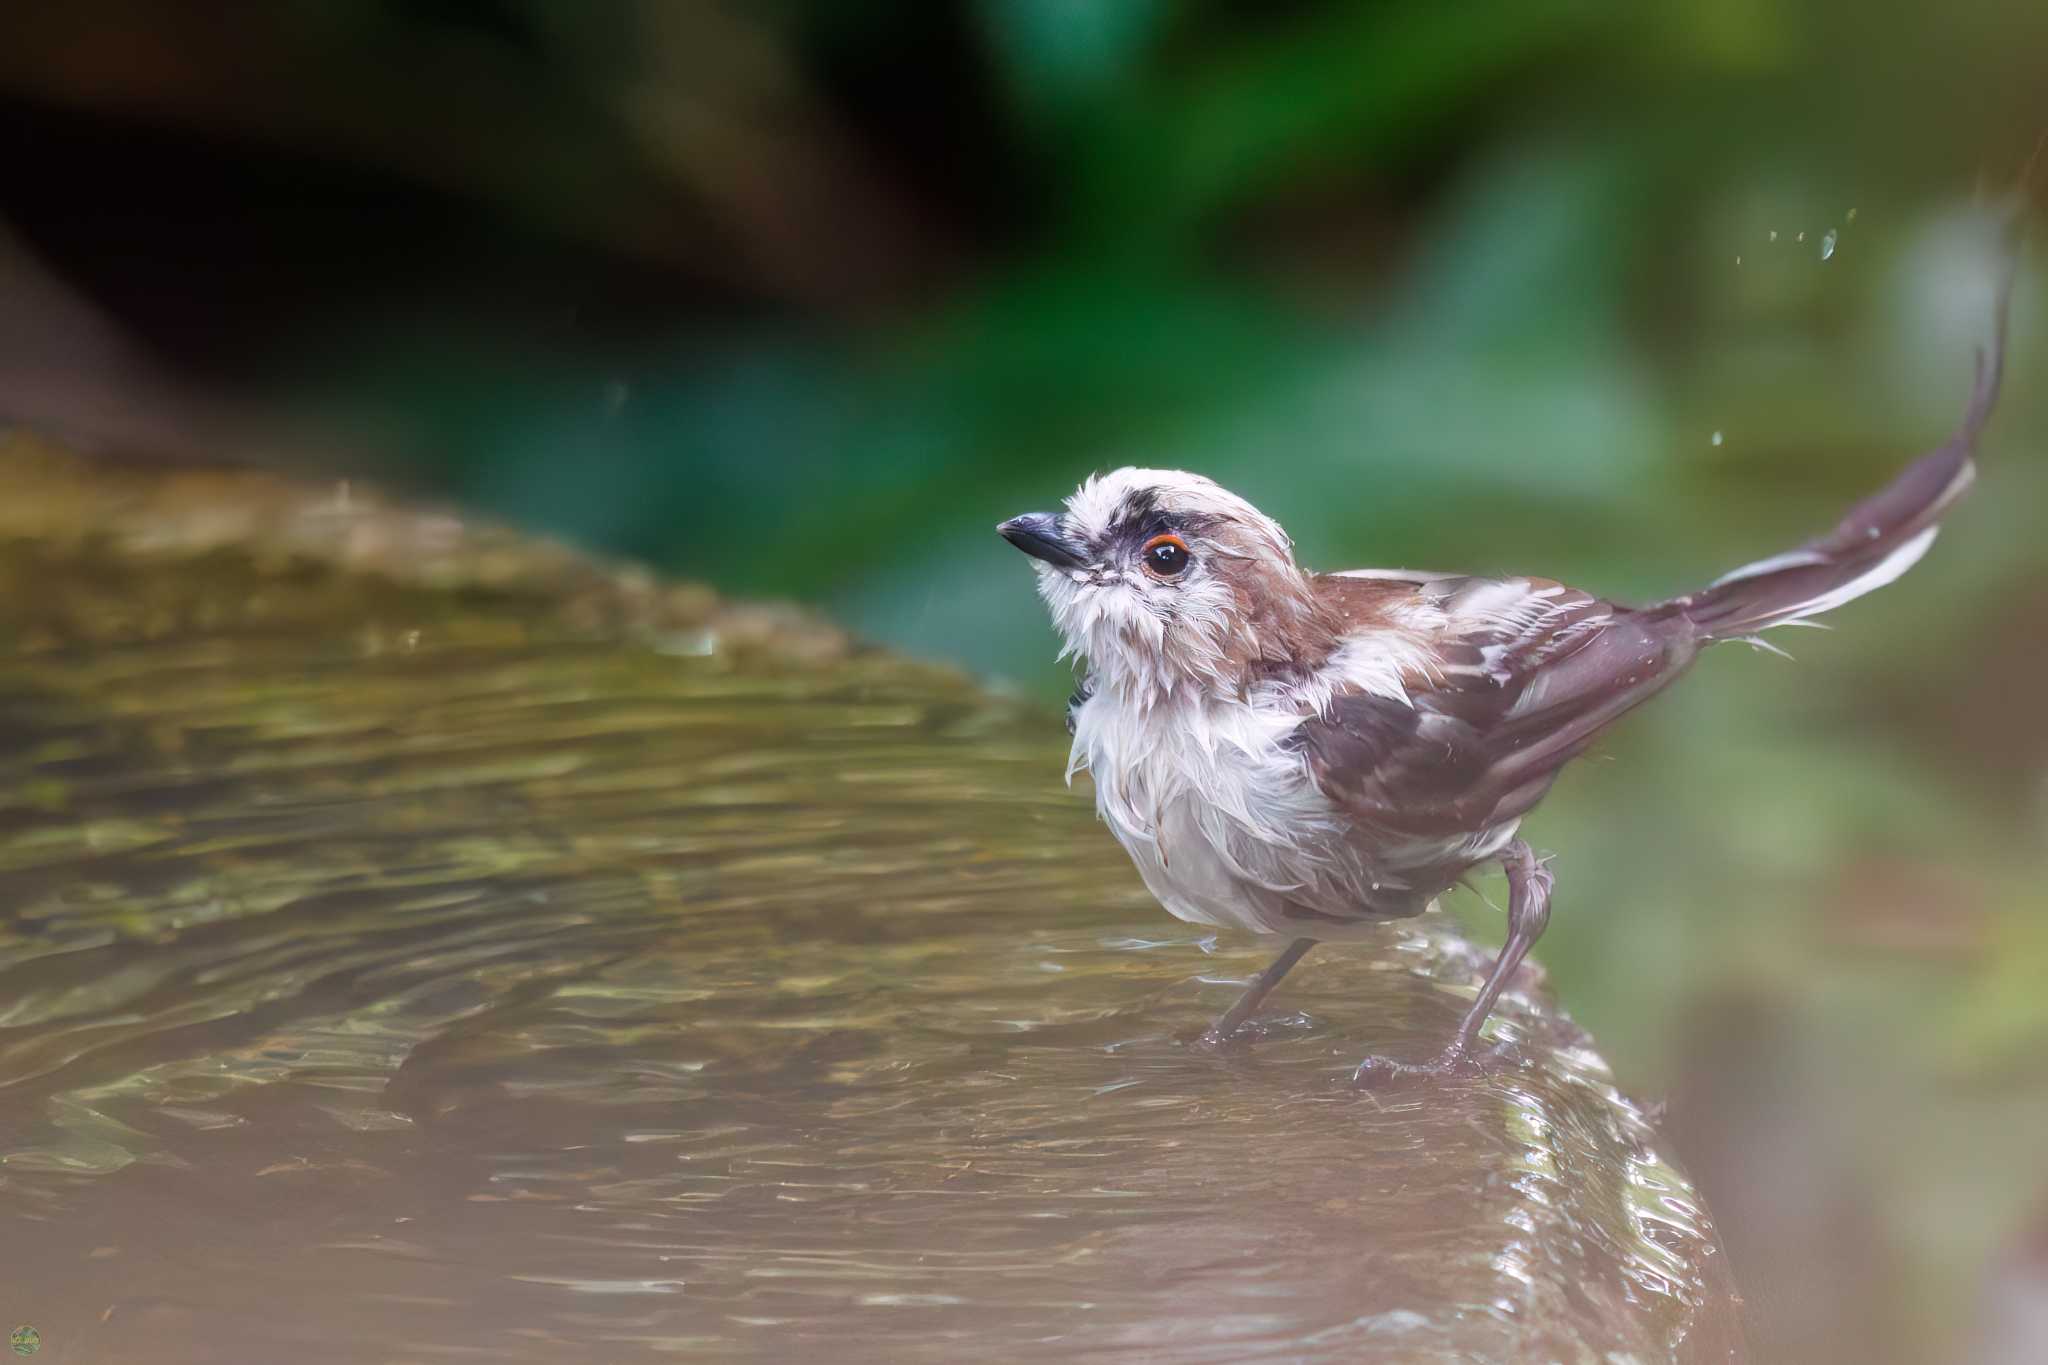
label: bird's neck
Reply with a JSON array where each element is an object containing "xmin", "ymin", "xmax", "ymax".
[{"xmin": 1086, "ymin": 574, "xmax": 1341, "ymax": 713}]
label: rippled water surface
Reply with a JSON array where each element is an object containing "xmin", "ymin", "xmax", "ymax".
[{"xmin": 0, "ymin": 523, "xmax": 1741, "ymax": 1363}]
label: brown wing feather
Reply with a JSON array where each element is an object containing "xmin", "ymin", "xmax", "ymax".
[
  {"xmin": 1311, "ymin": 571, "xmax": 1457, "ymax": 628},
  {"xmin": 1291, "ymin": 197, "xmax": 2013, "ymax": 863},
  {"xmin": 1291, "ymin": 577, "xmax": 1698, "ymax": 842}
]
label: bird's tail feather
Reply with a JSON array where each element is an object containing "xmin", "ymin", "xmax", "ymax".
[{"xmin": 1672, "ymin": 202, "xmax": 2018, "ymax": 641}]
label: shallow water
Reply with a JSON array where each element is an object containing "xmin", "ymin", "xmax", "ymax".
[{"xmin": 0, "ymin": 527, "xmax": 1740, "ymax": 1363}]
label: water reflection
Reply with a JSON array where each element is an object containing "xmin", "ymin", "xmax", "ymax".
[{"xmin": 0, "ymin": 537, "xmax": 1740, "ymax": 1361}]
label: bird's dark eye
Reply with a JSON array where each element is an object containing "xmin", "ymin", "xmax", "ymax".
[{"xmin": 1142, "ymin": 534, "xmax": 1190, "ymax": 577}]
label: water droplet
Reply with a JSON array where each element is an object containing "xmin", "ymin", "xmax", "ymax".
[
  {"xmin": 1734, "ymin": 254, "xmax": 1743, "ymax": 267},
  {"xmin": 1710, "ymin": 431, "xmax": 1724, "ymax": 447},
  {"xmin": 1796, "ymin": 230, "xmax": 1806, "ymax": 243},
  {"xmin": 1846, "ymin": 207, "xmax": 1859, "ymax": 222},
  {"xmin": 1820, "ymin": 228, "xmax": 1838, "ymax": 261},
  {"xmin": 1768, "ymin": 229, "xmax": 1778, "ymax": 243}
]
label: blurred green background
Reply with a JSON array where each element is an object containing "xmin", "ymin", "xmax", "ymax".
[{"xmin": 2, "ymin": 3, "xmax": 2047, "ymax": 1360}]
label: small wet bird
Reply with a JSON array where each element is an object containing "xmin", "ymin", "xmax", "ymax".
[{"xmin": 999, "ymin": 226, "xmax": 2016, "ymax": 1086}]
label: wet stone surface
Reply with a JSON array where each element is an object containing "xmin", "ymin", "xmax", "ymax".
[{"xmin": 0, "ymin": 440, "xmax": 1743, "ymax": 1362}]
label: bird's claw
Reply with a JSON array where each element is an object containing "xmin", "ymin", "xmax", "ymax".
[
  {"xmin": 1351, "ymin": 1041, "xmax": 1513, "ymax": 1089},
  {"xmin": 1190, "ymin": 1025, "xmax": 1249, "ymax": 1054},
  {"xmin": 1188, "ymin": 1010, "xmax": 1317, "ymax": 1053}
]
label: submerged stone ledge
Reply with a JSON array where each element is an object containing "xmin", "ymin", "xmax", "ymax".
[{"xmin": 0, "ymin": 436, "xmax": 1744, "ymax": 1363}]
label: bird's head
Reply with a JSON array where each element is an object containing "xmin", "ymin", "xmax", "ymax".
[{"xmin": 999, "ymin": 468, "xmax": 1317, "ymax": 703}]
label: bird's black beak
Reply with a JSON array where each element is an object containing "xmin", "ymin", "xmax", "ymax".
[{"xmin": 998, "ymin": 513, "xmax": 1089, "ymax": 569}]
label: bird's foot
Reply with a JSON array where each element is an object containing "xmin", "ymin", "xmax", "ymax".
[
  {"xmin": 1351, "ymin": 1040, "xmax": 1514, "ymax": 1089},
  {"xmin": 1188, "ymin": 1011, "xmax": 1316, "ymax": 1054}
]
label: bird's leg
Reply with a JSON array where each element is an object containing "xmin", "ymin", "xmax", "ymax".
[
  {"xmin": 1353, "ymin": 840, "xmax": 1554, "ymax": 1087},
  {"xmin": 1440, "ymin": 841, "xmax": 1553, "ymax": 1063},
  {"xmin": 1194, "ymin": 937, "xmax": 1317, "ymax": 1050}
]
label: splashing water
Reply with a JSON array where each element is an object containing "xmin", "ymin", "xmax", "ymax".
[{"xmin": 1821, "ymin": 228, "xmax": 1838, "ymax": 262}]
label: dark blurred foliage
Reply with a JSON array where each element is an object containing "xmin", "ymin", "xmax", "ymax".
[{"xmin": 3, "ymin": 3, "xmax": 2048, "ymax": 1360}]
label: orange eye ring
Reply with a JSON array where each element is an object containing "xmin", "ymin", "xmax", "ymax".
[{"xmin": 1141, "ymin": 533, "xmax": 1191, "ymax": 577}]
